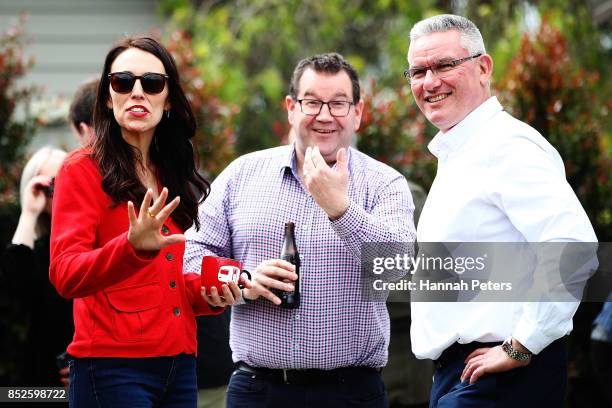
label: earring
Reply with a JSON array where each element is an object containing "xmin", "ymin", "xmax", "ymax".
[{"xmin": 165, "ymin": 110, "xmax": 170, "ymax": 119}]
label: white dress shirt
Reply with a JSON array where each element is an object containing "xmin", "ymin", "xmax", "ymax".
[{"xmin": 411, "ymin": 96, "xmax": 597, "ymax": 360}]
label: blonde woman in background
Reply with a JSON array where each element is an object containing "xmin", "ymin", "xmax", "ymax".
[
  {"xmin": 0, "ymin": 146, "xmax": 73, "ymax": 387},
  {"xmin": 13, "ymin": 147, "xmax": 66, "ymax": 247}
]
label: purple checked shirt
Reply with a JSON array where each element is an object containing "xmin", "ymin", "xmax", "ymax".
[{"xmin": 184, "ymin": 144, "xmax": 415, "ymax": 369}]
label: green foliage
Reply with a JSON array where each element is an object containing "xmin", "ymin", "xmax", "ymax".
[
  {"xmin": 0, "ymin": 20, "xmax": 38, "ymax": 382},
  {"xmin": 498, "ymin": 17, "xmax": 612, "ymax": 239},
  {"xmin": 160, "ymin": 0, "xmax": 611, "ymax": 238},
  {"xmin": 0, "ymin": 16, "xmax": 37, "ymax": 206},
  {"xmin": 164, "ymin": 30, "xmax": 238, "ymax": 178},
  {"xmin": 162, "ymin": 0, "xmax": 432, "ymax": 154},
  {"xmin": 357, "ymin": 79, "xmax": 436, "ymax": 188}
]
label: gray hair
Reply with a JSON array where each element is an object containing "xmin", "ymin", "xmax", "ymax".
[{"xmin": 410, "ymin": 14, "xmax": 486, "ymax": 55}]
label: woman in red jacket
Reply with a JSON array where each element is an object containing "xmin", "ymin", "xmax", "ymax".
[{"xmin": 50, "ymin": 36, "xmax": 242, "ymax": 407}]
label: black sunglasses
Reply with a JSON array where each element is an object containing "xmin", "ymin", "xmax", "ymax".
[{"xmin": 108, "ymin": 72, "xmax": 169, "ymax": 94}]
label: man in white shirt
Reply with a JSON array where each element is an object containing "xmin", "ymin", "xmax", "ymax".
[{"xmin": 406, "ymin": 14, "xmax": 597, "ymax": 407}]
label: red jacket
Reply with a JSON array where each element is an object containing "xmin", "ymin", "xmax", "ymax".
[{"xmin": 50, "ymin": 151, "xmax": 222, "ymax": 358}]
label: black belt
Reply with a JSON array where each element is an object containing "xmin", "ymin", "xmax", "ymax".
[{"xmin": 236, "ymin": 362, "xmax": 381, "ymax": 385}]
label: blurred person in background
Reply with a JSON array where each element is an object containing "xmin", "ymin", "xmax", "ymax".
[
  {"xmin": 68, "ymin": 78, "xmax": 99, "ymax": 146},
  {"xmin": 0, "ymin": 147, "xmax": 70, "ymax": 386}
]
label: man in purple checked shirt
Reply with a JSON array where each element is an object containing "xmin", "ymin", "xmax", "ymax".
[{"xmin": 184, "ymin": 52, "xmax": 416, "ymax": 408}]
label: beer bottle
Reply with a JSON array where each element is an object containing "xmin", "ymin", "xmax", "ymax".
[{"xmin": 278, "ymin": 222, "xmax": 300, "ymax": 309}]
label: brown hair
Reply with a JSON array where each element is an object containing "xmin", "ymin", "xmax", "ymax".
[
  {"xmin": 92, "ymin": 36, "xmax": 209, "ymax": 230},
  {"xmin": 289, "ymin": 52, "xmax": 361, "ymax": 103}
]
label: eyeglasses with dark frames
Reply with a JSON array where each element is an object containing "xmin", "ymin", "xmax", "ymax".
[
  {"xmin": 108, "ymin": 72, "xmax": 169, "ymax": 94},
  {"xmin": 297, "ymin": 99, "xmax": 354, "ymax": 117},
  {"xmin": 404, "ymin": 53, "xmax": 482, "ymax": 84}
]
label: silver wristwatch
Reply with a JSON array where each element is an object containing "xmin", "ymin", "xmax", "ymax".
[{"xmin": 502, "ymin": 338, "xmax": 532, "ymax": 361}]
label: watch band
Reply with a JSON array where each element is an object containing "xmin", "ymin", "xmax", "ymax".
[
  {"xmin": 241, "ymin": 288, "xmax": 252, "ymax": 303},
  {"xmin": 502, "ymin": 339, "xmax": 532, "ymax": 361}
]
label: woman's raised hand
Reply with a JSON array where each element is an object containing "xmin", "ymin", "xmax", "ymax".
[
  {"xmin": 23, "ymin": 175, "xmax": 53, "ymax": 216},
  {"xmin": 127, "ymin": 187, "xmax": 184, "ymax": 251}
]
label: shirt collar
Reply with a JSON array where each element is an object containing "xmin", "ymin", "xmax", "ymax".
[
  {"xmin": 279, "ymin": 143, "xmax": 354, "ymax": 178},
  {"xmin": 278, "ymin": 143, "xmax": 296, "ymax": 176},
  {"xmin": 428, "ymin": 96, "xmax": 503, "ymax": 158}
]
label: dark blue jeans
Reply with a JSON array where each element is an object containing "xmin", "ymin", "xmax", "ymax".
[
  {"xmin": 69, "ymin": 354, "xmax": 197, "ymax": 408},
  {"xmin": 430, "ymin": 338, "xmax": 567, "ymax": 408},
  {"xmin": 226, "ymin": 366, "xmax": 388, "ymax": 408}
]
